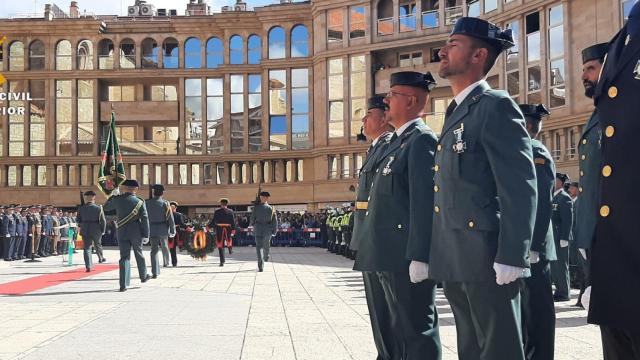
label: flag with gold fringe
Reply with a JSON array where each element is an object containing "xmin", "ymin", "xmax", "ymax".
[{"xmin": 97, "ymin": 112, "xmax": 126, "ymax": 197}]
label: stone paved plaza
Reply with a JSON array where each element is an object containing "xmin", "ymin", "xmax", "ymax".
[{"xmin": 0, "ymin": 247, "xmax": 602, "ymax": 360}]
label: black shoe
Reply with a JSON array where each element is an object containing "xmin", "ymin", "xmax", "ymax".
[
  {"xmin": 86, "ymin": 269, "xmax": 91, "ymax": 273},
  {"xmin": 573, "ymin": 302, "xmax": 584, "ymax": 308},
  {"xmin": 99, "ymin": 258, "xmax": 106, "ymax": 263},
  {"xmin": 119, "ymin": 287, "xmax": 127, "ymax": 292},
  {"xmin": 265, "ymin": 256, "xmax": 269, "ymax": 262},
  {"xmin": 163, "ymin": 265, "xmax": 168, "ymax": 268},
  {"xmin": 258, "ymin": 268, "xmax": 263, "ymax": 272},
  {"xmin": 172, "ymin": 264, "xmax": 177, "ymax": 267},
  {"xmin": 141, "ymin": 274, "xmax": 151, "ymax": 283},
  {"xmin": 152, "ymin": 274, "xmax": 157, "ymax": 279},
  {"xmin": 553, "ymin": 295, "xmax": 570, "ymax": 302},
  {"xmin": 219, "ymin": 263, "xmax": 224, "ymax": 267}
]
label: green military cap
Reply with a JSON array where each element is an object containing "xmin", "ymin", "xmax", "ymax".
[
  {"xmin": 556, "ymin": 173, "xmax": 569, "ymax": 184},
  {"xmin": 390, "ymin": 71, "xmax": 437, "ymax": 91},
  {"xmin": 582, "ymin": 43, "xmax": 608, "ymax": 64},
  {"xmin": 368, "ymin": 95, "xmax": 388, "ymax": 111},
  {"xmin": 451, "ymin": 17, "xmax": 515, "ymax": 52},
  {"xmin": 84, "ymin": 190, "xmax": 97, "ymax": 196},
  {"xmin": 122, "ymin": 179, "xmax": 139, "ymax": 187},
  {"xmin": 169, "ymin": 201, "xmax": 179, "ymax": 206},
  {"xmin": 518, "ymin": 103, "xmax": 550, "ymax": 120},
  {"xmin": 259, "ymin": 191, "xmax": 271, "ymax": 197}
]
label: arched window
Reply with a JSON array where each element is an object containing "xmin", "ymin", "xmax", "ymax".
[
  {"xmin": 9, "ymin": 41, "xmax": 25, "ymax": 71},
  {"xmin": 77, "ymin": 40, "xmax": 93, "ymax": 70},
  {"xmin": 29, "ymin": 40, "xmax": 45, "ymax": 70},
  {"xmin": 163, "ymin": 38, "xmax": 179, "ymax": 69},
  {"xmin": 291, "ymin": 25, "xmax": 309, "ymax": 57},
  {"xmin": 247, "ymin": 35, "xmax": 261, "ymax": 65},
  {"xmin": 98, "ymin": 39, "xmax": 114, "ymax": 69},
  {"xmin": 119, "ymin": 38, "xmax": 135, "ymax": 69},
  {"xmin": 141, "ymin": 38, "xmax": 158, "ymax": 68},
  {"xmin": 56, "ymin": 40, "xmax": 72, "ymax": 70},
  {"xmin": 268, "ymin": 26, "xmax": 285, "ymax": 59},
  {"xmin": 185, "ymin": 37, "xmax": 201, "ymax": 69},
  {"xmin": 206, "ymin": 37, "xmax": 223, "ymax": 68},
  {"xmin": 229, "ymin": 35, "xmax": 243, "ymax": 65}
]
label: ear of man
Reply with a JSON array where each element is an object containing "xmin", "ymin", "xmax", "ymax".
[{"xmin": 469, "ymin": 37, "xmax": 499, "ymax": 75}]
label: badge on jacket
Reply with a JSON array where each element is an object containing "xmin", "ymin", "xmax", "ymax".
[
  {"xmin": 382, "ymin": 156, "xmax": 395, "ymax": 176},
  {"xmin": 453, "ymin": 123, "xmax": 467, "ymax": 154}
]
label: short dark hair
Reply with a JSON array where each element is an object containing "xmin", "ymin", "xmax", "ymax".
[{"xmin": 469, "ymin": 37, "xmax": 499, "ymax": 75}]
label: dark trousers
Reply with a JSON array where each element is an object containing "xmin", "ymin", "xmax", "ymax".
[
  {"xmin": 551, "ymin": 243, "xmax": 570, "ymax": 298},
  {"xmin": 363, "ymin": 271, "xmax": 398, "ymax": 360},
  {"xmin": 38, "ymin": 235, "xmax": 49, "ymax": 256},
  {"xmin": 3, "ymin": 236, "xmax": 16, "ymax": 260},
  {"xmin": 376, "ymin": 271, "xmax": 441, "ymax": 360},
  {"xmin": 118, "ymin": 236, "xmax": 147, "ymax": 289},
  {"xmin": 15, "ymin": 234, "xmax": 26, "ymax": 259},
  {"xmin": 169, "ymin": 238, "xmax": 178, "ymax": 266},
  {"xmin": 576, "ymin": 249, "xmax": 591, "ymax": 304},
  {"xmin": 444, "ymin": 280, "xmax": 525, "ymax": 360},
  {"xmin": 521, "ymin": 261, "xmax": 555, "ymax": 360},
  {"xmin": 601, "ymin": 326, "xmax": 640, "ymax": 360},
  {"xmin": 24, "ymin": 235, "xmax": 32, "ymax": 258}
]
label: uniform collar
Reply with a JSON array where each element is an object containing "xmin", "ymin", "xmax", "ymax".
[
  {"xmin": 454, "ymin": 79, "xmax": 486, "ymax": 106},
  {"xmin": 554, "ymin": 188, "xmax": 563, "ymax": 196},
  {"xmin": 371, "ymin": 131, "xmax": 391, "ymax": 147},
  {"xmin": 394, "ymin": 118, "xmax": 422, "ymax": 137}
]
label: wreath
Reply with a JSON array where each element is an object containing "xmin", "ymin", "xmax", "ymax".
[{"xmin": 183, "ymin": 222, "xmax": 216, "ymax": 261}]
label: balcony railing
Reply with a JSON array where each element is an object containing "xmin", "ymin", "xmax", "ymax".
[
  {"xmin": 422, "ymin": 10, "xmax": 439, "ymax": 29},
  {"xmin": 377, "ymin": 17, "xmax": 394, "ymax": 36},
  {"xmin": 444, "ymin": 6, "xmax": 463, "ymax": 26},
  {"xmin": 98, "ymin": 55, "xmax": 114, "ymax": 69},
  {"xmin": 399, "ymin": 14, "xmax": 416, "ymax": 32},
  {"xmin": 120, "ymin": 55, "xmax": 135, "ymax": 69}
]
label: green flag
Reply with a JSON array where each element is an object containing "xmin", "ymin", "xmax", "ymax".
[{"xmin": 98, "ymin": 112, "xmax": 126, "ymax": 197}]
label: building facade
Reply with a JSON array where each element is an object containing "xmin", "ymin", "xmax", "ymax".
[{"xmin": 0, "ymin": 0, "xmax": 633, "ymax": 213}]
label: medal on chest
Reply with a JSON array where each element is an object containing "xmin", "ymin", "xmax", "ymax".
[
  {"xmin": 382, "ymin": 156, "xmax": 395, "ymax": 176},
  {"xmin": 452, "ymin": 123, "xmax": 467, "ymax": 154}
]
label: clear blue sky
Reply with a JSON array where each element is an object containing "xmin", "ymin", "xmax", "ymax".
[{"xmin": 0, "ymin": 0, "xmax": 283, "ymax": 18}]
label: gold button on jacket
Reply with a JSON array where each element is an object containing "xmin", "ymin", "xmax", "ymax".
[
  {"xmin": 600, "ymin": 205, "xmax": 610, "ymax": 217},
  {"xmin": 602, "ymin": 165, "xmax": 612, "ymax": 177},
  {"xmin": 605, "ymin": 126, "xmax": 615, "ymax": 138},
  {"xmin": 608, "ymin": 86, "xmax": 618, "ymax": 98}
]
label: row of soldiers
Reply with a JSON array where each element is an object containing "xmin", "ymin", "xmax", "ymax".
[
  {"xmin": 325, "ymin": 204, "xmax": 355, "ymax": 259},
  {"xmin": 350, "ymin": 8, "xmax": 640, "ymax": 360},
  {"xmin": 0, "ymin": 204, "xmax": 81, "ymax": 261}
]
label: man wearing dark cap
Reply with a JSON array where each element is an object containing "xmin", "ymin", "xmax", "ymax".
[
  {"xmin": 585, "ymin": 2, "xmax": 640, "ymax": 357},
  {"xmin": 13, "ymin": 205, "xmax": 25, "ymax": 260},
  {"xmin": 351, "ymin": 95, "xmax": 397, "ymax": 360},
  {"xmin": 208, "ymin": 198, "xmax": 236, "ymax": 267},
  {"xmin": 104, "ymin": 179, "xmax": 151, "ymax": 291},
  {"xmin": 2, "ymin": 205, "xmax": 17, "ymax": 261},
  {"xmin": 519, "ymin": 104, "xmax": 557, "ymax": 360},
  {"xmin": 250, "ymin": 191, "xmax": 278, "ymax": 272},
  {"xmin": 78, "ymin": 190, "xmax": 107, "ymax": 272},
  {"xmin": 168, "ymin": 201, "xmax": 186, "ymax": 267},
  {"xmin": 145, "ymin": 184, "xmax": 176, "ymax": 277},
  {"xmin": 355, "ymin": 71, "xmax": 441, "ymax": 360},
  {"xmin": 550, "ymin": 173, "xmax": 573, "ymax": 302},
  {"xmin": 430, "ymin": 17, "xmax": 536, "ymax": 360}
]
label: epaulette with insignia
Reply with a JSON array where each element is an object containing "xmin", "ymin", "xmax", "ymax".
[{"xmin": 534, "ymin": 158, "xmax": 546, "ymax": 165}]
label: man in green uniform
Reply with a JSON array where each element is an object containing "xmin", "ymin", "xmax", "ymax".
[
  {"xmin": 145, "ymin": 184, "xmax": 176, "ymax": 278},
  {"xmin": 104, "ymin": 179, "xmax": 151, "ymax": 292},
  {"xmin": 550, "ymin": 172, "xmax": 573, "ymax": 302},
  {"xmin": 429, "ymin": 17, "xmax": 536, "ymax": 360},
  {"xmin": 77, "ymin": 190, "xmax": 107, "ymax": 272},
  {"xmin": 573, "ymin": 43, "xmax": 608, "ymax": 308},
  {"xmin": 519, "ymin": 104, "xmax": 557, "ymax": 360},
  {"xmin": 250, "ymin": 191, "xmax": 277, "ymax": 272},
  {"xmin": 355, "ymin": 71, "xmax": 441, "ymax": 359},
  {"xmin": 351, "ymin": 95, "xmax": 396, "ymax": 360}
]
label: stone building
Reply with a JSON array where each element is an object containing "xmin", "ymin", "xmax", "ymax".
[{"xmin": 0, "ymin": 0, "xmax": 633, "ymax": 214}]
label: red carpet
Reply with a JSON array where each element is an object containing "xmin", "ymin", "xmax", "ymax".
[{"xmin": 0, "ymin": 264, "xmax": 119, "ymax": 296}]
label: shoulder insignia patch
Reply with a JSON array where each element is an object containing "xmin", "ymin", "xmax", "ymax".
[{"xmin": 534, "ymin": 158, "xmax": 546, "ymax": 165}]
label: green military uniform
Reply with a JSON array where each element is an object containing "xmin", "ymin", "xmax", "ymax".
[
  {"xmin": 103, "ymin": 180, "xmax": 150, "ymax": 291},
  {"xmin": 429, "ymin": 18, "xmax": 536, "ymax": 360},
  {"xmin": 550, "ymin": 174, "xmax": 573, "ymax": 301},
  {"xmin": 145, "ymin": 185, "xmax": 176, "ymax": 277},
  {"xmin": 355, "ymin": 72, "xmax": 441, "ymax": 360},
  {"xmin": 518, "ymin": 104, "xmax": 557, "ymax": 360},
  {"xmin": 250, "ymin": 193, "xmax": 278, "ymax": 271},
  {"xmin": 77, "ymin": 192, "xmax": 107, "ymax": 271}
]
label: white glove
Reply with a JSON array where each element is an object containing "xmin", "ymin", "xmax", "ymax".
[
  {"xmin": 169, "ymin": 231, "xmax": 176, "ymax": 238},
  {"xmin": 409, "ymin": 261, "xmax": 429, "ymax": 283},
  {"xmin": 4, "ymin": 234, "xmax": 9, "ymax": 238},
  {"xmin": 529, "ymin": 251, "xmax": 540, "ymax": 264},
  {"xmin": 560, "ymin": 240, "xmax": 569, "ymax": 248},
  {"xmin": 111, "ymin": 188, "xmax": 120, "ymax": 196},
  {"xmin": 142, "ymin": 237, "xmax": 149, "ymax": 245},
  {"xmin": 579, "ymin": 248, "xmax": 587, "ymax": 260},
  {"xmin": 583, "ymin": 286, "xmax": 591, "ymax": 312},
  {"xmin": 493, "ymin": 262, "xmax": 525, "ymax": 285}
]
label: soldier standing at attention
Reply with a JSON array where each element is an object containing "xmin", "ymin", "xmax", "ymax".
[
  {"xmin": 429, "ymin": 17, "xmax": 537, "ymax": 360},
  {"xmin": 104, "ymin": 179, "xmax": 151, "ymax": 292},
  {"xmin": 145, "ymin": 185, "xmax": 175, "ymax": 278},
  {"xmin": 519, "ymin": 104, "xmax": 557, "ymax": 360},
  {"xmin": 2, "ymin": 205, "xmax": 17, "ymax": 261},
  {"xmin": 572, "ymin": 43, "xmax": 608, "ymax": 308},
  {"xmin": 78, "ymin": 190, "xmax": 107, "ymax": 272},
  {"xmin": 351, "ymin": 95, "xmax": 396, "ymax": 360},
  {"xmin": 550, "ymin": 172, "xmax": 573, "ymax": 302},
  {"xmin": 584, "ymin": 2, "xmax": 640, "ymax": 358},
  {"xmin": 355, "ymin": 71, "xmax": 441, "ymax": 360},
  {"xmin": 208, "ymin": 198, "xmax": 236, "ymax": 267},
  {"xmin": 250, "ymin": 191, "xmax": 277, "ymax": 272}
]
